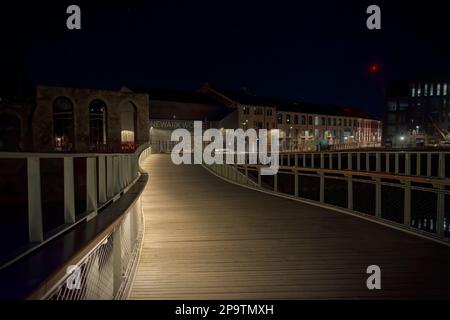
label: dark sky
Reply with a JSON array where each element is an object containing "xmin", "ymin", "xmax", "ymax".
[{"xmin": 2, "ymin": 0, "xmax": 450, "ymax": 118}]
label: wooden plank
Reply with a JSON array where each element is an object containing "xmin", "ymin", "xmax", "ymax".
[{"xmin": 130, "ymin": 154, "xmax": 450, "ymax": 299}]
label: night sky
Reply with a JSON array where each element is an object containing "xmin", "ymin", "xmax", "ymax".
[{"xmin": 2, "ymin": 1, "xmax": 450, "ymax": 118}]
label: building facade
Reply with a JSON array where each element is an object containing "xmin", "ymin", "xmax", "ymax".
[
  {"xmin": 384, "ymin": 80, "xmax": 450, "ymax": 147},
  {"xmin": 202, "ymin": 85, "xmax": 381, "ymax": 151},
  {"xmin": 32, "ymin": 86, "xmax": 149, "ymax": 153}
]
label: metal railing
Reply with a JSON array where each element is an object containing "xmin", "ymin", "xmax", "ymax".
[
  {"xmin": 0, "ymin": 144, "xmax": 150, "ymax": 271},
  {"xmin": 277, "ymin": 150, "xmax": 450, "ymax": 180},
  {"xmin": 36, "ymin": 144, "xmax": 151, "ymax": 300},
  {"xmin": 204, "ymin": 157, "xmax": 450, "ymax": 244}
]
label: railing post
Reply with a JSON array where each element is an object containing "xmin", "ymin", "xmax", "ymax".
[
  {"xmin": 27, "ymin": 157, "xmax": 43, "ymax": 243},
  {"xmin": 366, "ymin": 153, "xmax": 370, "ymax": 171},
  {"xmin": 416, "ymin": 153, "xmax": 421, "ymax": 176},
  {"xmin": 319, "ymin": 172, "xmax": 324, "ymax": 203},
  {"xmin": 274, "ymin": 173, "xmax": 278, "ymax": 192},
  {"xmin": 98, "ymin": 156, "xmax": 107, "ymax": 204},
  {"xmin": 357, "ymin": 152, "xmax": 361, "ymax": 171},
  {"xmin": 258, "ymin": 169, "xmax": 262, "ymax": 187},
  {"xmin": 320, "ymin": 153, "xmax": 324, "ymax": 169},
  {"xmin": 405, "ymin": 153, "xmax": 411, "ymax": 175},
  {"xmin": 64, "ymin": 157, "xmax": 75, "ymax": 224},
  {"xmin": 347, "ymin": 152, "xmax": 352, "ymax": 170},
  {"xmin": 295, "ymin": 153, "xmax": 298, "ymax": 167},
  {"xmin": 338, "ymin": 153, "xmax": 342, "ymax": 170},
  {"xmin": 302, "ymin": 154, "xmax": 306, "ymax": 167},
  {"xmin": 347, "ymin": 174, "xmax": 353, "ymax": 210},
  {"xmin": 107, "ymin": 156, "xmax": 115, "ymax": 198},
  {"xmin": 287, "ymin": 154, "xmax": 291, "ymax": 167},
  {"xmin": 427, "ymin": 153, "xmax": 432, "ymax": 177},
  {"xmin": 395, "ymin": 153, "xmax": 399, "ymax": 174},
  {"xmin": 113, "ymin": 227, "xmax": 123, "ymax": 296},
  {"xmin": 294, "ymin": 170, "xmax": 299, "ymax": 197},
  {"xmin": 404, "ymin": 182, "xmax": 411, "ymax": 226},
  {"xmin": 386, "ymin": 153, "xmax": 390, "ymax": 173},
  {"xmin": 329, "ymin": 153, "xmax": 332, "ymax": 169},
  {"xmin": 376, "ymin": 152, "xmax": 381, "ymax": 172},
  {"xmin": 438, "ymin": 153, "xmax": 445, "ymax": 178},
  {"xmin": 437, "ymin": 185, "xmax": 445, "ymax": 236},
  {"xmin": 86, "ymin": 157, "xmax": 98, "ymax": 215},
  {"xmin": 311, "ymin": 154, "xmax": 315, "ymax": 168},
  {"xmin": 375, "ymin": 178, "xmax": 382, "ymax": 218}
]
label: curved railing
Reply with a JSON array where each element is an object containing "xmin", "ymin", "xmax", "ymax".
[
  {"xmin": 204, "ymin": 154, "xmax": 450, "ymax": 245},
  {"xmin": 0, "ymin": 144, "xmax": 151, "ymax": 299}
]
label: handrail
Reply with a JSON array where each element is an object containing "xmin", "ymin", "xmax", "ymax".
[
  {"xmin": 0, "ymin": 143, "xmax": 149, "ymax": 276},
  {"xmin": 0, "ymin": 144, "xmax": 151, "ymax": 299}
]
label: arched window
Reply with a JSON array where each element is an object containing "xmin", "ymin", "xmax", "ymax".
[
  {"xmin": 0, "ymin": 112, "xmax": 21, "ymax": 151},
  {"xmin": 53, "ymin": 97, "xmax": 74, "ymax": 151},
  {"xmin": 301, "ymin": 115, "xmax": 306, "ymax": 125},
  {"xmin": 89, "ymin": 99, "xmax": 107, "ymax": 145},
  {"xmin": 119, "ymin": 101, "xmax": 137, "ymax": 143}
]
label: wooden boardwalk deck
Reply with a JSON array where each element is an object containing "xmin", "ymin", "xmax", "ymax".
[{"xmin": 130, "ymin": 154, "xmax": 450, "ymax": 299}]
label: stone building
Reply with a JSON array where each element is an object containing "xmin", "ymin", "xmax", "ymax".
[
  {"xmin": 0, "ymin": 97, "xmax": 35, "ymax": 152},
  {"xmin": 32, "ymin": 86, "xmax": 149, "ymax": 153}
]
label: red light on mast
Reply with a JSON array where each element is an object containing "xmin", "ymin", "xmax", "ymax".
[{"xmin": 369, "ymin": 64, "xmax": 380, "ymax": 74}]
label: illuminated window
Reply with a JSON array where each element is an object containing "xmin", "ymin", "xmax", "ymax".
[
  {"xmin": 444, "ymin": 83, "xmax": 448, "ymax": 96},
  {"xmin": 411, "ymin": 85, "xmax": 416, "ymax": 97},
  {"xmin": 277, "ymin": 113, "xmax": 283, "ymax": 124},
  {"xmin": 424, "ymin": 83, "xmax": 428, "ymax": 96},
  {"xmin": 119, "ymin": 101, "xmax": 136, "ymax": 143},
  {"xmin": 286, "ymin": 114, "xmax": 291, "ymax": 124},
  {"xmin": 417, "ymin": 84, "xmax": 421, "ymax": 97},
  {"xmin": 437, "ymin": 83, "xmax": 441, "ymax": 96},
  {"xmin": 89, "ymin": 99, "xmax": 107, "ymax": 145},
  {"xmin": 53, "ymin": 96, "xmax": 74, "ymax": 151},
  {"xmin": 314, "ymin": 116, "xmax": 319, "ymax": 126}
]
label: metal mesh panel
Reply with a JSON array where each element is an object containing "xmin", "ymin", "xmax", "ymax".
[
  {"xmin": 331, "ymin": 154, "xmax": 338, "ymax": 169},
  {"xmin": 380, "ymin": 153, "xmax": 387, "ymax": 172},
  {"xmin": 411, "ymin": 190, "xmax": 437, "ymax": 233},
  {"xmin": 381, "ymin": 185, "xmax": 404, "ymax": 224},
  {"xmin": 45, "ymin": 197, "xmax": 144, "ymax": 300},
  {"xmin": 360, "ymin": 153, "xmax": 367, "ymax": 171},
  {"xmin": 410, "ymin": 154, "xmax": 418, "ymax": 175},
  {"xmin": 445, "ymin": 195, "xmax": 450, "ymax": 237},
  {"xmin": 353, "ymin": 180, "xmax": 376, "ymax": 215},
  {"xmin": 313, "ymin": 154, "xmax": 321, "ymax": 168},
  {"xmin": 388, "ymin": 154, "xmax": 395, "ymax": 174},
  {"xmin": 431, "ymin": 154, "xmax": 439, "ymax": 177},
  {"xmin": 341, "ymin": 154, "xmax": 348, "ymax": 170},
  {"xmin": 398, "ymin": 154, "xmax": 405, "ymax": 174},
  {"xmin": 247, "ymin": 168, "xmax": 259, "ymax": 184},
  {"xmin": 324, "ymin": 177, "xmax": 347, "ymax": 208},
  {"xmin": 369, "ymin": 153, "xmax": 376, "ymax": 172},
  {"xmin": 299, "ymin": 174, "xmax": 320, "ymax": 201},
  {"xmin": 446, "ymin": 154, "xmax": 450, "ymax": 178},
  {"xmin": 261, "ymin": 175, "xmax": 274, "ymax": 191},
  {"xmin": 277, "ymin": 172, "xmax": 295, "ymax": 195}
]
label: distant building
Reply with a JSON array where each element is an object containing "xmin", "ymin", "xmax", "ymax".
[
  {"xmin": 384, "ymin": 80, "xmax": 450, "ymax": 147},
  {"xmin": 201, "ymin": 85, "xmax": 381, "ymax": 151},
  {"xmin": 0, "ymin": 84, "xmax": 381, "ymax": 153}
]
